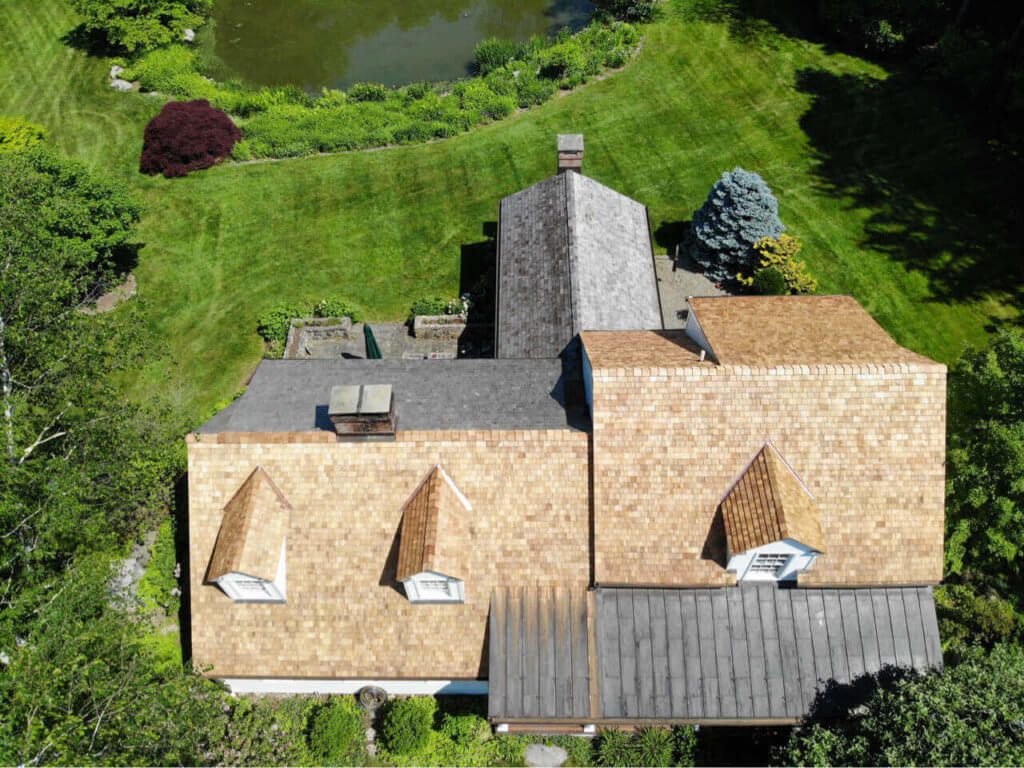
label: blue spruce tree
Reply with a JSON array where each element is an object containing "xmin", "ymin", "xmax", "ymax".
[{"xmin": 688, "ymin": 168, "xmax": 785, "ymax": 283}]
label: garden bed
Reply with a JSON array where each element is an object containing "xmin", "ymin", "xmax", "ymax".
[{"xmin": 117, "ymin": 21, "xmax": 643, "ymax": 159}]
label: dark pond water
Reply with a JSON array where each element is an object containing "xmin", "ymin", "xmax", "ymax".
[{"xmin": 201, "ymin": 0, "xmax": 594, "ymax": 91}]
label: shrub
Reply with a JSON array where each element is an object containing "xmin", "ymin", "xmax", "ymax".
[
  {"xmin": 348, "ymin": 82, "xmax": 388, "ymax": 102},
  {"xmin": 0, "ymin": 117, "xmax": 46, "ymax": 154},
  {"xmin": 257, "ymin": 301, "xmax": 308, "ymax": 344},
  {"xmin": 745, "ymin": 234, "xmax": 817, "ymax": 294},
  {"xmin": 408, "ymin": 296, "xmax": 466, "ymax": 320},
  {"xmin": 69, "ymin": 0, "xmax": 212, "ymax": 53},
  {"xmin": 474, "ymin": 38, "xmax": 521, "ymax": 74},
  {"xmin": 597, "ymin": 729, "xmax": 637, "ymax": 766},
  {"xmin": 453, "ymin": 80, "xmax": 516, "ymax": 120},
  {"xmin": 406, "ymin": 81, "xmax": 433, "ymax": 100},
  {"xmin": 514, "ymin": 69, "xmax": 557, "ymax": 107},
  {"xmin": 688, "ymin": 167, "xmax": 785, "ymax": 283},
  {"xmin": 439, "ymin": 713, "xmax": 490, "ymax": 745},
  {"xmin": 313, "ymin": 297, "xmax": 363, "ymax": 322},
  {"xmin": 139, "ymin": 99, "xmax": 241, "ymax": 178},
  {"xmin": 672, "ymin": 726, "xmax": 698, "ymax": 766},
  {"xmin": 379, "ymin": 696, "xmax": 437, "ymax": 755},
  {"xmin": 593, "ymin": 0, "xmax": 662, "ymax": 23},
  {"xmin": 490, "ymin": 735, "xmax": 528, "ymax": 765},
  {"xmin": 540, "ymin": 41, "xmax": 587, "ymax": 83},
  {"xmin": 634, "ymin": 727, "xmax": 674, "ymax": 767},
  {"xmin": 308, "ymin": 697, "xmax": 366, "ymax": 766},
  {"xmin": 751, "ymin": 267, "xmax": 789, "ymax": 295}
]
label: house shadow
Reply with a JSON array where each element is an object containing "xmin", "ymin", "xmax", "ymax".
[
  {"xmin": 377, "ymin": 522, "xmax": 406, "ymax": 597},
  {"xmin": 700, "ymin": 507, "xmax": 728, "ymax": 568},
  {"xmin": 459, "ymin": 221, "xmax": 497, "ymax": 325},
  {"xmin": 173, "ymin": 473, "xmax": 193, "ymax": 665}
]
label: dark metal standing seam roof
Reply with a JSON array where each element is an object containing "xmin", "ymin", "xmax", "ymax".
[
  {"xmin": 594, "ymin": 585, "xmax": 943, "ymax": 722},
  {"xmin": 488, "ymin": 586, "xmax": 591, "ymax": 720}
]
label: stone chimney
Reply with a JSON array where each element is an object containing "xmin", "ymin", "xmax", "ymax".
[
  {"xmin": 557, "ymin": 134, "xmax": 584, "ymax": 174},
  {"xmin": 328, "ymin": 384, "xmax": 397, "ymax": 440}
]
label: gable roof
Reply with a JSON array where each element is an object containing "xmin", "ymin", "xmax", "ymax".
[
  {"xmin": 496, "ymin": 172, "xmax": 662, "ymax": 359},
  {"xmin": 396, "ymin": 466, "xmax": 471, "ymax": 581},
  {"xmin": 688, "ymin": 295, "xmax": 942, "ymax": 369},
  {"xmin": 720, "ymin": 444, "xmax": 826, "ymax": 555},
  {"xmin": 207, "ymin": 466, "xmax": 291, "ymax": 581}
]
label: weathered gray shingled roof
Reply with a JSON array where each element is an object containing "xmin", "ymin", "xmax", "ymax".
[
  {"xmin": 198, "ymin": 359, "xmax": 586, "ymax": 433},
  {"xmin": 496, "ymin": 173, "xmax": 663, "ymax": 359},
  {"xmin": 595, "ymin": 585, "xmax": 942, "ymax": 722}
]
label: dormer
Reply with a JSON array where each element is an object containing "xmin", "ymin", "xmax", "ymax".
[
  {"xmin": 396, "ymin": 465, "xmax": 471, "ymax": 604},
  {"xmin": 719, "ymin": 443, "xmax": 824, "ymax": 582},
  {"xmin": 207, "ymin": 467, "xmax": 290, "ymax": 602}
]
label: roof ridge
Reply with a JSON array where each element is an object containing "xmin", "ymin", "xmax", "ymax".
[{"xmin": 564, "ymin": 171, "xmax": 580, "ymax": 338}]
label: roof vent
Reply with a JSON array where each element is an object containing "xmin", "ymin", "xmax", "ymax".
[
  {"xmin": 557, "ymin": 134, "xmax": 583, "ymax": 174},
  {"xmin": 328, "ymin": 384, "xmax": 397, "ymax": 440}
]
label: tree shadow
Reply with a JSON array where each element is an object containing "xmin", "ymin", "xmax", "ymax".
[
  {"xmin": 60, "ymin": 23, "xmax": 125, "ymax": 59},
  {"xmin": 679, "ymin": 0, "xmax": 837, "ymax": 54},
  {"xmin": 805, "ymin": 665, "xmax": 915, "ymax": 720},
  {"xmin": 794, "ymin": 66, "xmax": 1024, "ymax": 317}
]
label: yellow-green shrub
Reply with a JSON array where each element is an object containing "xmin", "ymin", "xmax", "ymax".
[
  {"xmin": 740, "ymin": 234, "xmax": 818, "ymax": 294},
  {"xmin": 0, "ymin": 117, "xmax": 46, "ymax": 153}
]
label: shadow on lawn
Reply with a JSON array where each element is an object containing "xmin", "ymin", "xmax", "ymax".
[{"xmin": 794, "ymin": 66, "xmax": 1024, "ymax": 319}]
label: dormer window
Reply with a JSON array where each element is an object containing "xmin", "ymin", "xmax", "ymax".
[
  {"xmin": 747, "ymin": 552, "xmax": 790, "ymax": 576},
  {"xmin": 718, "ymin": 443, "xmax": 825, "ymax": 583},
  {"xmin": 403, "ymin": 572, "xmax": 465, "ymax": 604},
  {"xmin": 206, "ymin": 467, "xmax": 291, "ymax": 604},
  {"xmin": 395, "ymin": 465, "xmax": 471, "ymax": 604}
]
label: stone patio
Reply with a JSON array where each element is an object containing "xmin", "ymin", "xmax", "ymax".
[{"xmin": 654, "ymin": 252, "xmax": 729, "ymax": 329}]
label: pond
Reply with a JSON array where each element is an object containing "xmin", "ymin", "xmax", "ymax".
[{"xmin": 199, "ymin": 0, "xmax": 595, "ymax": 92}]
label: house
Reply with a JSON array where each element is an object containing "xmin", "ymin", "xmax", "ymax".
[{"xmin": 187, "ymin": 136, "xmax": 946, "ymax": 729}]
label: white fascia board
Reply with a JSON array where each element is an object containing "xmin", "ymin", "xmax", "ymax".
[{"xmin": 219, "ymin": 678, "xmax": 488, "ymax": 695}]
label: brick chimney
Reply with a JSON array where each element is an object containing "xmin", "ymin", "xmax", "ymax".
[
  {"xmin": 328, "ymin": 384, "xmax": 397, "ymax": 440},
  {"xmin": 557, "ymin": 134, "xmax": 584, "ymax": 174}
]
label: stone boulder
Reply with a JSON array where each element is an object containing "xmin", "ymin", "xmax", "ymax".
[{"xmin": 110, "ymin": 78, "xmax": 133, "ymax": 92}]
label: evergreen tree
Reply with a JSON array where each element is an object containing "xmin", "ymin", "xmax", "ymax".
[{"xmin": 688, "ymin": 168, "xmax": 785, "ymax": 283}]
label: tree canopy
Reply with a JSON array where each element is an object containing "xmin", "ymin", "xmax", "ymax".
[
  {"xmin": 775, "ymin": 644, "xmax": 1024, "ymax": 767},
  {"xmin": 68, "ymin": 0, "xmax": 212, "ymax": 53}
]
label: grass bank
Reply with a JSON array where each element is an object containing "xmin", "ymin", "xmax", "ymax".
[{"xmin": 1, "ymin": 0, "xmax": 1020, "ymax": 421}]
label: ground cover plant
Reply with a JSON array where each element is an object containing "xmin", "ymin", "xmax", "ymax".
[
  {"xmin": 140, "ymin": 98, "xmax": 241, "ymax": 177},
  {"xmin": 119, "ymin": 22, "xmax": 643, "ymax": 159}
]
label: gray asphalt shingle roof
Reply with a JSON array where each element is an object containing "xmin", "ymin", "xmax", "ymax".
[
  {"xmin": 197, "ymin": 358, "xmax": 586, "ymax": 433},
  {"xmin": 496, "ymin": 172, "xmax": 663, "ymax": 359}
]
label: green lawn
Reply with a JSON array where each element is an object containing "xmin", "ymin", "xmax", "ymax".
[{"xmin": 1, "ymin": 0, "xmax": 1019, "ymax": 422}]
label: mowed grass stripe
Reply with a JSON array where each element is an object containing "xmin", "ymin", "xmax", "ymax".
[{"xmin": 2, "ymin": 0, "xmax": 1018, "ymax": 420}]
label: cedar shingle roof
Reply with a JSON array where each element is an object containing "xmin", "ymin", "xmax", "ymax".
[
  {"xmin": 720, "ymin": 444, "xmax": 825, "ymax": 555},
  {"xmin": 496, "ymin": 172, "xmax": 662, "ymax": 359},
  {"xmin": 395, "ymin": 466, "xmax": 470, "ymax": 581},
  {"xmin": 207, "ymin": 466, "xmax": 291, "ymax": 581},
  {"xmin": 688, "ymin": 295, "xmax": 943, "ymax": 369}
]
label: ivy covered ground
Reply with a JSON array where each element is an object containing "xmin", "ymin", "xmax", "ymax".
[{"xmin": 1, "ymin": 0, "xmax": 1019, "ymax": 422}]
